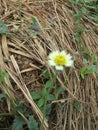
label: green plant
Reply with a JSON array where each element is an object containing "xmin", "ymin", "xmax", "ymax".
[
  {"xmin": 72, "ymin": 13, "xmax": 86, "ymax": 43},
  {"xmin": 12, "ymin": 115, "xmax": 25, "ymax": 130},
  {"xmin": 0, "ymin": 69, "xmax": 15, "ymax": 104},
  {"xmin": 12, "ymin": 102, "xmax": 27, "ymax": 130},
  {"xmin": 31, "ymin": 69, "xmax": 65, "ymax": 130},
  {"xmin": 74, "ymin": 101, "xmax": 82, "ymax": 112},
  {"xmin": 32, "ymin": 16, "xmax": 41, "ymax": 31},
  {"xmin": 80, "ymin": 45, "xmax": 98, "ymax": 79},
  {"xmin": 0, "ymin": 69, "xmax": 8, "ymax": 83},
  {"xmin": 29, "ymin": 16, "xmax": 42, "ymax": 36},
  {"xmin": 70, "ymin": 0, "xmax": 98, "ymax": 23},
  {"xmin": 12, "ymin": 101, "xmax": 39, "ymax": 130},
  {"xmin": 31, "ymin": 83, "xmax": 56, "ymax": 111},
  {"xmin": 15, "ymin": 101, "xmax": 28, "ymax": 115},
  {"xmin": 0, "ymin": 20, "xmax": 9, "ymax": 35},
  {"xmin": 0, "ymin": 93, "xmax": 6, "ymax": 101},
  {"xmin": 0, "ymin": 70, "xmax": 11, "ymax": 100},
  {"xmin": 80, "ymin": 65, "xmax": 98, "ymax": 79},
  {"xmin": 75, "ymin": 27, "xmax": 86, "ymax": 43},
  {"xmin": 82, "ymin": 51, "xmax": 98, "ymax": 64},
  {"xmin": 73, "ymin": 13, "xmax": 82, "ymax": 24},
  {"xmin": 28, "ymin": 116, "xmax": 38, "ymax": 130},
  {"xmin": 12, "ymin": 114, "xmax": 39, "ymax": 130},
  {"xmin": 32, "ymin": 69, "xmax": 65, "ymax": 104},
  {"xmin": 80, "ymin": 45, "xmax": 98, "ymax": 65},
  {"xmin": 71, "ymin": 0, "xmax": 98, "ymax": 44}
]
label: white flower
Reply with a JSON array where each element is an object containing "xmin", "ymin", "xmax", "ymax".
[{"xmin": 48, "ymin": 50, "xmax": 73, "ymax": 70}]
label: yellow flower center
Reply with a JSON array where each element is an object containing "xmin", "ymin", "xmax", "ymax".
[{"xmin": 54, "ymin": 54, "xmax": 66, "ymax": 66}]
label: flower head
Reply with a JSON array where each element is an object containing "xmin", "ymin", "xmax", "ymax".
[{"xmin": 48, "ymin": 50, "xmax": 73, "ymax": 70}]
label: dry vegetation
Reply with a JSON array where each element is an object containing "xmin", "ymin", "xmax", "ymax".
[{"xmin": 0, "ymin": 0, "xmax": 98, "ymax": 130}]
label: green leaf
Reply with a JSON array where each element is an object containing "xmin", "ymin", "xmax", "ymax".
[
  {"xmin": 82, "ymin": 51, "xmax": 98, "ymax": 64},
  {"xmin": 41, "ymin": 88, "xmax": 47, "ymax": 97},
  {"xmin": 80, "ymin": 64, "xmax": 98, "ymax": 79},
  {"xmin": 51, "ymin": 73, "xmax": 57, "ymax": 82},
  {"xmin": 38, "ymin": 98, "xmax": 44, "ymax": 107},
  {"xmin": 47, "ymin": 94, "xmax": 56, "ymax": 101},
  {"xmin": 31, "ymin": 92, "xmax": 41, "ymax": 99},
  {"xmin": 77, "ymin": 27, "xmax": 86, "ymax": 33},
  {"xmin": 55, "ymin": 87, "xmax": 64, "ymax": 95},
  {"xmin": 73, "ymin": 13, "xmax": 82, "ymax": 24},
  {"xmin": 80, "ymin": 66, "xmax": 87, "ymax": 79},
  {"xmin": 88, "ymin": 65, "xmax": 98, "ymax": 73},
  {"xmin": 81, "ymin": 73, "xmax": 85, "ymax": 79},
  {"xmin": 91, "ymin": 14, "xmax": 98, "ymax": 22},
  {"xmin": 94, "ymin": 15, "xmax": 98, "ymax": 22},
  {"xmin": 0, "ymin": 70, "xmax": 8, "ymax": 83},
  {"xmin": 32, "ymin": 16, "xmax": 41, "ymax": 31},
  {"xmin": 54, "ymin": 87, "xmax": 65, "ymax": 99},
  {"xmin": 85, "ymin": 68, "xmax": 93, "ymax": 74},
  {"xmin": 83, "ymin": 58, "xmax": 88, "ymax": 64},
  {"xmin": 15, "ymin": 103, "xmax": 28, "ymax": 116},
  {"xmin": 46, "ymin": 104, "xmax": 52, "ymax": 115},
  {"xmin": 42, "ymin": 69, "xmax": 50, "ymax": 79},
  {"xmin": 29, "ymin": 30, "xmax": 39, "ymax": 36},
  {"xmin": 75, "ymin": 19, "xmax": 82, "ymax": 24},
  {"xmin": 80, "ymin": 7, "xmax": 89, "ymax": 14},
  {"xmin": 45, "ymin": 80, "xmax": 52, "ymax": 88},
  {"xmin": 0, "ymin": 93, "xmax": 6, "ymax": 101},
  {"xmin": 76, "ymin": 35, "xmax": 82, "ymax": 43},
  {"xmin": 74, "ymin": 101, "xmax": 81, "ymax": 112},
  {"xmin": 28, "ymin": 116, "xmax": 38, "ymax": 130},
  {"xmin": 46, "ymin": 104, "xmax": 52, "ymax": 120},
  {"xmin": 12, "ymin": 115, "xmax": 25, "ymax": 130},
  {"xmin": 0, "ymin": 20, "xmax": 9, "ymax": 35}
]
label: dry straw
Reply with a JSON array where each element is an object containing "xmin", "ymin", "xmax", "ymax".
[{"xmin": 0, "ymin": 0, "xmax": 98, "ymax": 130}]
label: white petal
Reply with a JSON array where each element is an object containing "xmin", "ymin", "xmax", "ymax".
[
  {"xmin": 60, "ymin": 51, "xmax": 67, "ymax": 56},
  {"xmin": 65, "ymin": 60, "xmax": 73, "ymax": 67},
  {"xmin": 66, "ymin": 54, "xmax": 72, "ymax": 60},
  {"xmin": 48, "ymin": 50, "xmax": 59, "ymax": 60},
  {"xmin": 48, "ymin": 60, "xmax": 56, "ymax": 66},
  {"xmin": 55, "ymin": 66, "xmax": 63, "ymax": 70}
]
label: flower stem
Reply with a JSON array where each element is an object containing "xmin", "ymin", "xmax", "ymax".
[{"xmin": 40, "ymin": 72, "xmax": 56, "ymax": 130}]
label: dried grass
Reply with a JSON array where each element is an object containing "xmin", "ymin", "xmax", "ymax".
[{"xmin": 0, "ymin": 0, "xmax": 98, "ymax": 130}]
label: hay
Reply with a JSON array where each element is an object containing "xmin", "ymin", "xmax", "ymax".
[{"xmin": 0, "ymin": 0, "xmax": 98, "ymax": 130}]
